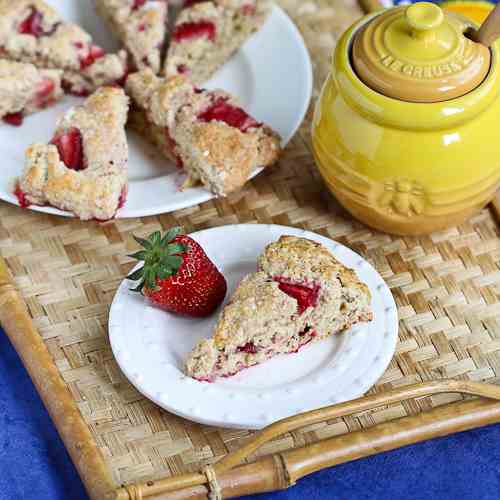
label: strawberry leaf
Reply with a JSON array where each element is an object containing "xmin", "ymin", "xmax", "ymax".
[
  {"xmin": 128, "ymin": 250, "xmax": 147, "ymax": 261},
  {"xmin": 161, "ymin": 227, "xmax": 181, "ymax": 246},
  {"xmin": 158, "ymin": 267, "xmax": 173, "ymax": 280},
  {"xmin": 167, "ymin": 243, "xmax": 186, "ymax": 255},
  {"xmin": 133, "ymin": 235, "xmax": 152, "ymax": 249},
  {"xmin": 150, "ymin": 231, "xmax": 161, "ymax": 245},
  {"xmin": 165, "ymin": 255, "xmax": 183, "ymax": 269},
  {"xmin": 129, "ymin": 228, "xmax": 187, "ymax": 293},
  {"xmin": 144, "ymin": 267, "xmax": 156, "ymax": 289},
  {"xmin": 127, "ymin": 267, "xmax": 144, "ymax": 281}
]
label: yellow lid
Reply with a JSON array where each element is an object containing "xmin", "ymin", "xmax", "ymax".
[{"xmin": 352, "ymin": 2, "xmax": 491, "ymax": 102}]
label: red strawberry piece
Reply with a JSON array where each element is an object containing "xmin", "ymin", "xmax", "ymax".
[
  {"xmin": 177, "ymin": 64, "xmax": 189, "ymax": 75},
  {"xmin": 78, "ymin": 44, "xmax": 105, "ymax": 70},
  {"xmin": 18, "ymin": 8, "xmax": 44, "ymax": 37},
  {"xmin": 3, "ymin": 112, "xmax": 24, "ymax": 126},
  {"xmin": 33, "ymin": 78, "xmax": 55, "ymax": 107},
  {"xmin": 50, "ymin": 127, "xmax": 85, "ymax": 171},
  {"xmin": 198, "ymin": 97, "xmax": 261, "ymax": 132},
  {"xmin": 237, "ymin": 342, "xmax": 258, "ymax": 354},
  {"xmin": 14, "ymin": 184, "xmax": 30, "ymax": 208},
  {"xmin": 138, "ymin": 22, "xmax": 146, "ymax": 32},
  {"xmin": 183, "ymin": 0, "xmax": 204, "ymax": 6},
  {"xmin": 172, "ymin": 21, "xmax": 216, "ymax": 43},
  {"xmin": 118, "ymin": 185, "xmax": 128, "ymax": 209},
  {"xmin": 274, "ymin": 278, "xmax": 320, "ymax": 315},
  {"xmin": 127, "ymin": 228, "xmax": 227, "ymax": 317},
  {"xmin": 132, "ymin": 0, "xmax": 147, "ymax": 10}
]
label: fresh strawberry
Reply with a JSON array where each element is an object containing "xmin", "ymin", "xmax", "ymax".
[
  {"xmin": 50, "ymin": 127, "xmax": 84, "ymax": 170},
  {"xmin": 127, "ymin": 228, "xmax": 227, "ymax": 317}
]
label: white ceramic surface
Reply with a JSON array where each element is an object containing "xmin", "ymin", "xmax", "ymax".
[
  {"xmin": 0, "ymin": 1, "xmax": 312, "ymax": 219},
  {"xmin": 109, "ymin": 224, "xmax": 399, "ymax": 430}
]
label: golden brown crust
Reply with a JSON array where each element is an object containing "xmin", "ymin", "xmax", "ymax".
[{"xmin": 126, "ymin": 70, "xmax": 281, "ymax": 196}]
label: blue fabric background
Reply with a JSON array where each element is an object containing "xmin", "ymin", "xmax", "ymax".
[{"xmin": 1, "ymin": 327, "xmax": 500, "ymax": 500}]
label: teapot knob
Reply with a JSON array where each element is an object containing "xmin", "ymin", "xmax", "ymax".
[{"xmin": 406, "ymin": 2, "xmax": 444, "ymax": 41}]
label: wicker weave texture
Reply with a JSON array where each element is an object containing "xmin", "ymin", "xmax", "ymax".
[{"xmin": 1, "ymin": 0, "xmax": 500, "ymax": 488}]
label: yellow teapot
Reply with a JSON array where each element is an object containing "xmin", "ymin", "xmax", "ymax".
[{"xmin": 312, "ymin": 2, "xmax": 500, "ymax": 235}]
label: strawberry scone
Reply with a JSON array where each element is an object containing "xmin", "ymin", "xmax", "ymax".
[
  {"xmin": 17, "ymin": 87, "xmax": 129, "ymax": 220},
  {"xmin": 95, "ymin": 0, "xmax": 168, "ymax": 74},
  {"xmin": 0, "ymin": 0, "xmax": 128, "ymax": 96},
  {"xmin": 165, "ymin": 0, "xmax": 270, "ymax": 84},
  {"xmin": 126, "ymin": 69, "xmax": 281, "ymax": 195},
  {"xmin": 186, "ymin": 236, "xmax": 373, "ymax": 381},
  {"xmin": 0, "ymin": 59, "xmax": 63, "ymax": 126}
]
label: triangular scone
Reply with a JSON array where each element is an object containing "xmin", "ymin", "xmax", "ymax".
[
  {"xmin": 95, "ymin": 0, "xmax": 168, "ymax": 74},
  {"xmin": 164, "ymin": 0, "xmax": 270, "ymax": 84},
  {"xmin": 0, "ymin": 59, "xmax": 63, "ymax": 126},
  {"xmin": 126, "ymin": 69, "xmax": 281, "ymax": 195},
  {"xmin": 17, "ymin": 87, "xmax": 129, "ymax": 221},
  {"xmin": 186, "ymin": 236, "xmax": 373, "ymax": 381},
  {"xmin": 0, "ymin": 0, "xmax": 128, "ymax": 96}
]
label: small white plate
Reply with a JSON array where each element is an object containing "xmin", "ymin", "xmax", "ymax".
[
  {"xmin": 109, "ymin": 224, "xmax": 398, "ymax": 429},
  {"xmin": 0, "ymin": 1, "xmax": 313, "ymax": 219}
]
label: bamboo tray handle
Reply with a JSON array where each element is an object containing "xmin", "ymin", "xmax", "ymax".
[{"xmin": 116, "ymin": 379, "xmax": 500, "ymax": 499}]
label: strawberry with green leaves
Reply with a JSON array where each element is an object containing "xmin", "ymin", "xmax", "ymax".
[{"xmin": 127, "ymin": 227, "xmax": 227, "ymax": 317}]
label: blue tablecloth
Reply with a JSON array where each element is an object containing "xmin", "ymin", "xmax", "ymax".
[{"xmin": 1, "ymin": 328, "xmax": 500, "ymax": 500}]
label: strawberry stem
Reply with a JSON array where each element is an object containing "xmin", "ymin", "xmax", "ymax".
[{"xmin": 127, "ymin": 228, "xmax": 187, "ymax": 293}]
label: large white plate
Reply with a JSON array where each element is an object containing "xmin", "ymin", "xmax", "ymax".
[
  {"xmin": 0, "ymin": 1, "xmax": 312, "ymax": 219},
  {"xmin": 109, "ymin": 224, "xmax": 399, "ymax": 429}
]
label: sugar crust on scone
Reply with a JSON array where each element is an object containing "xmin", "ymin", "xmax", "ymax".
[
  {"xmin": 186, "ymin": 236, "xmax": 373, "ymax": 381},
  {"xmin": 19, "ymin": 87, "xmax": 129, "ymax": 221},
  {"xmin": 126, "ymin": 69, "xmax": 281, "ymax": 196}
]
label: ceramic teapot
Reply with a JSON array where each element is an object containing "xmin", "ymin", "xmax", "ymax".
[{"xmin": 312, "ymin": 2, "xmax": 500, "ymax": 235}]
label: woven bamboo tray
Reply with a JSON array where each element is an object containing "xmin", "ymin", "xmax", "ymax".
[{"xmin": 2, "ymin": 1, "xmax": 500, "ymax": 498}]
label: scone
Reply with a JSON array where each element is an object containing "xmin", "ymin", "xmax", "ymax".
[
  {"xmin": 0, "ymin": 0, "xmax": 129, "ymax": 96},
  {"xmin": 17, "ymin": 87, "xmax": 129, "ymax": 221},
  {"xmin": 126, "ymin": 70, "xmax": 281, "ymax": 195},
  {"xmin": 0, "ymin": 59, "xmax": 63, "ymax": 126},
  {"xmin": 186, "ymin": 236, "xmax": 373, "ymax": 381},
  {"xmin": 164, "ymin": 0, "xmax": 270, "ymax": 84},
  {"xmin": 95, "ymin": 0, "xmax": 168, "ymax": 74}
]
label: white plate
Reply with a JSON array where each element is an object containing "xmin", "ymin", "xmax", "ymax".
[
  {"xmin": 0, "ymin": 2, "xmax": 312, "ymax": 219},
  {"xmin": 109, "ymin": 224, "xmax": 398, "ymax": 429}
]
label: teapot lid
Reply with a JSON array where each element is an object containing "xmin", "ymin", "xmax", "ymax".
[{"xmin": 352, "ymin": 2, "xmax": 491, "ymax": 102}]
